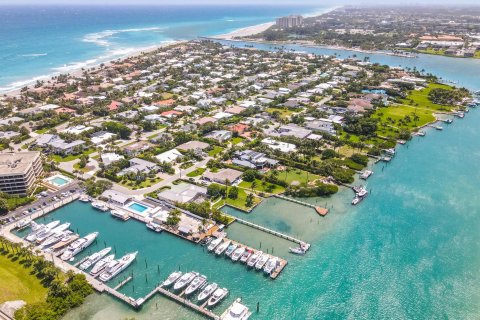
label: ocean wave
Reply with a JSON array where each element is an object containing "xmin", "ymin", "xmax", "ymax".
[
  {"xmin": 20, "ymin": 53, "xmax": 48, "ymax": 57},
  {"xmin": 82, "ymin": 26, "xmax": 165, "ymax": 47}
]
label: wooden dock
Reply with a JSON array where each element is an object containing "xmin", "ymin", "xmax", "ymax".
[
  {"xmin": 114, "ymin": 276, "xmax": 133, "ymax": 290},
  {"xmin": 230, "ymin": 215, "xmax": 306, "ymax": 245},
  {"xmin": 274, "ymin": 194, "xmax": 329, "ymax": 216}
]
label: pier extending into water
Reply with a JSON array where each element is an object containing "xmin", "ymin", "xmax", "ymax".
[{"xmin": 274, "ymin": 194, "xmax": 329, "ymax": 216}]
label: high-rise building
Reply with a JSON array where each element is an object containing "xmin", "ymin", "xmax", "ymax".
[
  {"xmin": 276, "ymin": 15, "xmax": 304, "ymax": 28},
  {"xmin": 0, "ymin": 152, "xmax": 43, "ymax": 196}
]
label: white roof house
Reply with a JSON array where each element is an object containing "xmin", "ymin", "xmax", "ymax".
[
  {"xmin": 262, "ymin": 138, "xmax": 297, "ymax": 153},
  {"xmin": 101, "ymin": 153, "xmax": 124, "ymax": 166},
  {"xmin": 155, "ymin": 148, "xmax": 182, "ymax": 163},
  {"xmin": 63, "ymin": 125, "xmax": 93, "ymax": 135}
]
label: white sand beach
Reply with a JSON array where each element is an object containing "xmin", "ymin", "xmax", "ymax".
[{"xmin": 214, "ymin": 22, "xmax": 275, "ymax": 40}]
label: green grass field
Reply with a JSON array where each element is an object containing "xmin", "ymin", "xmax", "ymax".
[
  {"xmin": 0, "ymin": 254, "xmax": 48, "ymax": 305},
  {"xmin": 238, "ymin": 179, "xmax": 286, "ymax": 194},
  {"xmin": 49, "ymin": 148, "xmax": 96, "ymax": 163},
  {"xmin": 186, "ymin": 167, "xmax": 206, "ymax": 177},
  {"xmin": 400, "ymin": 83, "xmax": 454, "ymax": 112},
  {"xmin": 272, "ymin": 168, "xmax": 321, "ymax": 186},
  {"xmin": 373, "ymin": 105, "xmax": 435, "ymax": 138},
  {"xmin": 231, "ymin": 137, "xmax": 244, "ymax": 145}
]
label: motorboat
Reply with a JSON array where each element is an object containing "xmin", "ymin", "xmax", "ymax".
[
  {"xmin": 225, "ymin": 243, "xmax": 238, "ymax": 257},
  {"xmin": 146, "ymin": 221, "xmax": 162, "ymax": 232},
  {"xmin": 240, "ymin": 249, "xmax": 253, "ymax": 263},
  {"xmin": 79, "ymin": 247, "xmax": 112, "ymax": 270},
  {"xmin": 49, "ymin": 232, "xmax": 78, "ymax": 251},
  {"xmin": 25, "ymin": 220, "xmax": 59, "ymax": 242},
  {"xmin": 289, "ymin": 246, "xmax": 306, "ymax": 255},
  {"xmin": 90, "ymin": 254, "xmax": 115, "ymax": 276},
  {"xmin": 221, "ymin": 301, "xmax": 251, "ymax": 320},
  {"xmin": 197, "ymin": 282, "xmax": 218, "ymax": 302},
  {"xmin": 384, "ymin": 148, "xmax": 396, "ymax": 156},
  {"xmin": 255, "ymin": 254, "xmax": 269, "ymax": 270},
  {"xmin": 263, "ymin": 257, "xmax": 278, "ymax": 275},
  {"xmin": 39, "ymin": 230, "xmax": 72, "ymax": 249},
  {"xmin": 215, "ymin": 240, "xmax": 231, "ymax": 255},
  {"xmin": 30, "ymin": 221, "xmax": 43, "ymax": 232},
  {"xmin": 200, "ymin": 237, "xmax": 212, "ymax": 246},
  {"xmin": 207, "ymin": 287, "xmax": 228, "ymax": 307},
  {"xmin": 91, "ymin": 201, "xmax": 108, "ymax": 212},
  {"xmin": 99, "ymin": 251, "xmax": 137, "ymax": 282},
  {"xmin": 184, "ymin": 274, "xmax": 207, "ymax": 295},
  {"xmin": 162, "ymin": 271, "xmax": 182, "ymax": 287},
  {"xmin": 247, "ymin": 251, "xmax": 262, "ymax": 267},
  {"xmin": 355, "ymin": 186, "xmax": 368, "ymax": 198},
  {"xmin": 60, "ymin": 232, "xmax": 98, "ymax": 261},
  {"xmin": 79, "ymin": 195, "xmax": 91, "ymax": 202},
  {"xmin": 15, "ymin": 218, "xmax": 32, "ymax": 230},
  {"xmin": 36, "ymin": 222, "xmax": 70, "ymax": 244},
  {"xmin": 360, "ymin": 170, "xmax": 373, "ymax": 180},
  {"xmin": 110, "ymin": 210, "xmax": 129, "ymax": 221},
  {"xmin": 231, "ymin": 247, "xmax": 245, "ymax": 262},
  {"xmin": 207, "ymin": 238, "xmax": 222, "ymax": 252},
  {"xmin": 173, "ymin": 272, "xmax": 198, "ymax": 291}
]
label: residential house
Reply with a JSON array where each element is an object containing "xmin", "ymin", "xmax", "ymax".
[
  {"xmin": 119, "ymin": 158, "xmax": 158, "ymax": 176},
  {"xmin": 204, "ymin": 130, "xmax": 232, "ymax": 142}
]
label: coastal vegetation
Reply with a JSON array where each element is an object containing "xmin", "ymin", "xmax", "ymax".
[{"xmin": 0, "ymin": 238, "xmax": 93, "ymax": 320}]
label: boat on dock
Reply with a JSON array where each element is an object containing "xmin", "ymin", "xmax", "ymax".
[
  {"xmin": 415, "ymin": 131, "xmax": 426, "ymax": 137},
  {"xmin": 360, "ymin": 170, "xmax": 373, "ymax": 180},
  {"xmin": 48, "ymin": 232, "xmax": 79, "ymax": 251},
  {"xmin": 163, "ymin": 271, "xmax": 182, "ymax": 287},
  {"xmin": 90, "ymin": 254, "xmax": 115, "ymax": 276},
  {"xmin": 92, "ymin": 201, "xmax": 109, "ymax": 212},
  {"xmin": 289, "ymin": 242, "xmax": 309, "ymax": 255},
  {"xmin": 200, "ymin": 237, "xmax": 212, "ymax": 246},
  {"xmin": 231, "ymin": 247, "xmax": 245, "ymax": 262},
  {"xmin": 79, "ymin": 247, "xmax": 112, "ymax": 270},
  {"xmin": 36, "ymin": 222, "xmax": 70, "ymax": 244},
  {"xmin": 197, "ymin": 282, "xmax": 218, "ymax": 302},
  {"xmin": 247, "ymin": 251, "xmax": 262, "ymax": 267},
  {"xmin": 79, "ymin": 195, "xmax": 91, "ymax": 202},
  {"xmin": 173, "ymin": 272, "xmax": 198, "ymax": 291},
  {"xmin": 110, "ymin": 209, "xmax": 130, "ymax": 221},
  {"xmin": 240, "ymin": 249, "xmax": 253, "ymax": 263},
  {"xmin": 99, "ymin": 251, "xmax": 137, "ymax": 282},
  {"xmin": 39, "ymin": 229, "xmax": 72, "ymax": 249},
  {"xmin": 15, "ymin": 218, "xmax": 32, "ymax": 230},
  {"xmin": 384, "ymin": 148, "xmax": 396, "ymax": 156},
  {"xmin": 207, "ymin": 287, "xmax": 228, "ymax": 307},
  {"xmin": 185, "ymin": 274, "xmax": 207, "ymax": 295},
  {"xmin": 60, "ymin": 232, "xmax": 99, "ymax": 261},
  {"xmin": 221, "ymin": 300, "xmax": 251, "ymax": 320},
  {"xmin": 146, "ymin": 221, "xmax": 162, "ymax": 232},
  {"xmin": 263, "ymin": 257, "xmax": 278, "ymax": 275},
  {"xmin": 225, "ymin": 243, "xmax": 238, "ymax": 257},
  {"xmin": 25, "ymin": 220, "xmax": 60, "ymax": 242},
  {"xmin": 255, "ymin": 254, "xmax": 269, "ymax": 270},
  {"xmin": 215, "ymin": 240, "xmax": 231, "ymax": 255},
  {"xmin": 207, "ymin": 237, "xmax": 223, "ymax": 251}
]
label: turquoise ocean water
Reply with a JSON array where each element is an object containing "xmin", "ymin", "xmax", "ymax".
[{"xmin": 5, "ymin": 6, "xmax": 480, "ymax": 320}]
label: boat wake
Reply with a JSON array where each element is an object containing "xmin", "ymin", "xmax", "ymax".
[
  {"xmin": 21, "ymin": 53, "xmax": 48, "ymax": 57},
  {"xmin": 82, "ymin": 26, "xmax": 165, "ymax": 47}
]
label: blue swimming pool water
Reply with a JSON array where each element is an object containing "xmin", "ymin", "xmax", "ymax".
[
  {"xmin": 50, "ymin": 176, "xmax": 69, "ymax": 186},
  {"xmin": 128, "ymin": 202, "xmax": 148, "ymax": 213}
]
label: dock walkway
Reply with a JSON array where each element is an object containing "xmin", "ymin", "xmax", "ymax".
[{"xmin": 274, "ymin": 194, "xmax": 329, "ymax": 216}]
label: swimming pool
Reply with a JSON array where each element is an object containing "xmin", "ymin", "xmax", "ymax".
[
  {"xmin": 46, "ymin": 174, "xmax": 72, "ymax": 187},
  {"xmin": 127, "ymin": 202, "xmax": 149, "ymax": 213}
]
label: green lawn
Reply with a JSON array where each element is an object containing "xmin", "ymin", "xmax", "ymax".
[
  {"xmin": 266, "ymin": 107, "xmax": 296, "ymax": 119},
  {"xmin": 400, "ymin": 83, "xmax": 454, "ymax": 112},
  {"xmin": 213, "ymin": 187, "xmax": 262, "ymax": 211},
  {"xmin": 186, "ymin": 167, "xmax": 206, "ymax": 177},
  {"xmin": 231, "ymin": 137, "xmax": 244, "ymax": 145},
  {"xmin": 118, "ymin": 176, "xmax": 163, "ymax": 189},
  {"xmin": 73, "ymin": 163, "xmax": 90, "ymax": 173},
  {"xmin": 273, "ymin": 168, "xmax": 321, "ymax": 186},
  {"xmin": 0, "ymin": 254, "xmax": 48, "ymax": 304},
  {"xmin": 34, "ymin": 128, "xmax": 50, "ymax": 134},
  {"xmin": 372, "ymin": 105, "xmax": 436, "ymax": 138},
  {"xmin": 49, "ymin": 148, "xmax": 96, "ymax": 163},
  {"xmin": 238, "ymin": 179, "xmax": 285, "ymax": 194},
  {"xmin": 208, "ymin": 146, "xmax": 224, "ymax": 157}
]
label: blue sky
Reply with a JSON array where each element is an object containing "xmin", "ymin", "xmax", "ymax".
[{"xmin": 1, "ymin": 0, "xmax": 479, "ymax": 4}]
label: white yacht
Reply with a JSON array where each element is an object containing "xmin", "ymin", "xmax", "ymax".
[
  {"xmin": 197, "ymin": 282, "xmax": 218, "ymax": 302},
  {"xmin": 99, "ymin": 251, "xmax": 137, "ymax": 282},
  {"xmin": 215, "ymin": 240, "xmax": 231, "ymax": 255},
  {"xmin": 247, "ymin": 251, "xmax": 262, "ymax": 267},
  {"xmin": 90, "ymin": 254, "xmax": 115, "ymax": 276},
  {"xmin": 49, "ymin": 233, "xmax": 78, "ymax": 251},
  {"xmin": 207, "ymin": 238, "xmax": 222, "ymax": 252},
  {"xmin": 162, "ymin": 271, "xmax": 182, "ymax": 287},
  {"xmin": 360, "ymin": 170, "xmax": 373, "ymax": 180},
  {"xmin": 221, "ymin": 300, "xmax": 251, "ymax": 320},
  {"xmin": 173, "ymin": 272, "xmax": 198, "ymax": 291},
  {"xmin": 184, "ymin": 274, "xmax": 207, "ymax": 295},
  {"xmin": 231, "ymin": 247, "xmax": 245, "ymax": 262},
  {"xmin": 79, "ymin": 247, "xmax": 112, "ymax": 270},
  {"xmin": 91, "ymin": 201, "xmax": 109, "ymax": 212},
  {"xmin": 60, "ymin": 232, "xmax": 98, "ymax": 261},
  {"xmin": 263, "ymin": 257, "xmax": 278, "ymax": 275},
  {"xmin": 207, "ymin": 287, "xmax": 228, "ymax": 307},
  {"xmin": 30, "ymin": 221, "xmax": 43, "ymax": 232},
  {"xmin": 39, "ymin": 230, "xmax": 72, "ymax": 249},
  {"xmin": 225, "ymin": 243, "xmax": 238, "ymax": 257},
  {"xmin": 26, "ymin": 220, "xmax": 59, "ymax": 242},
  {"xmin": 255, "ymin": 254, "xmax": 269, "ymax": 270},
  {"xmin": 240, "ymin": 249, "xmax": 253, "ymax": 263},
  {"xmin": 146, "ymin": 221, "xmax": 162, "ymax": 232},
  {"xmin": 36, "ymin": 222, "xmax": 70, "ymax": 244},
  {"xmin": 79, "ymin": 195, "xmax": 91, "ymax": 202}
]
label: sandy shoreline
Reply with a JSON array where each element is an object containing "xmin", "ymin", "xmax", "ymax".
[{"xmin": 214, "ymin": 22, "xmax": 275, "ymax": 40}]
